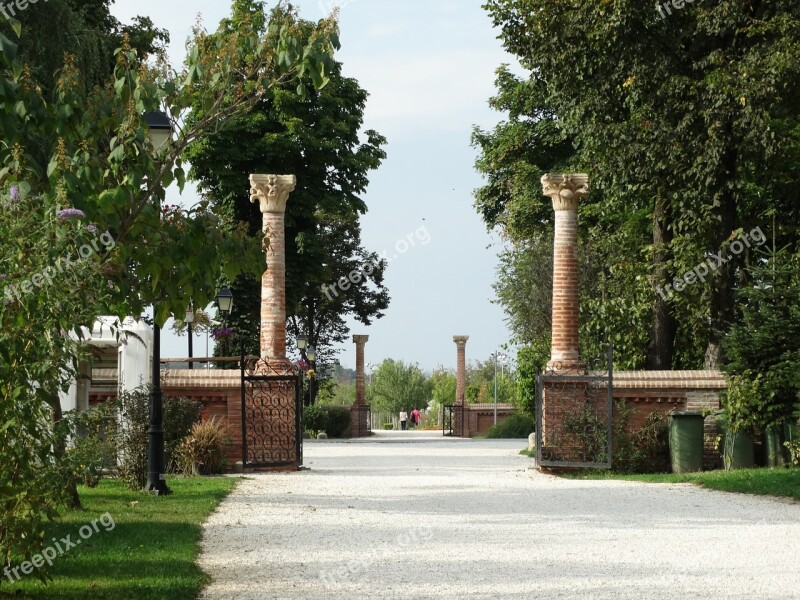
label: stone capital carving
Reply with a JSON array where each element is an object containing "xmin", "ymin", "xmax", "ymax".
[
  {"xmin": 453, "ymin": 335, "xmax": 469, "ymax": 347},
  {"xmin": 353, "ymin": 335, "xmax": 369, "ymax": 345},
  {"xmin": 249, "ymin": 174, "xmax": 297, "ymax": 214},
  {"xmin": 541, "ymin": 173, "xmax": 590, "ymax": 211}
]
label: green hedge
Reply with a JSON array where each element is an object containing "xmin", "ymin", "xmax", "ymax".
[
  {"xmin": 484, "ymin": 412, "xmax": 534, "ymax": 438},
  {"xmin": 303, "ymin": 405, "xmax": 351, "ymax": 438}
]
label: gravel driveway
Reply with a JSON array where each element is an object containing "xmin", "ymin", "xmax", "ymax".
[{"xmin": 199, "ymin": 432, "xmax": 800, "ymax": 599}]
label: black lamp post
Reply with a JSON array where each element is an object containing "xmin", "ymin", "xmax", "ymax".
[
  {"xmin": 306, "ymin": 344, "xmax": 317, "ymax": 405},
  {"xmin": 145, "ymin": 109, "xmax": 173, "ymax": 496},
  {"xmin": 185, "ymin": 305, "xmax": 194, "ymax": 370}
]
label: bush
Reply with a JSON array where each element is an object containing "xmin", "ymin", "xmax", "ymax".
[
  {"xmin": 63, "ymin": 404, "xmax": 117, "ymax": 488},
  {"xmin": 163, "ymin": 396, "xmax": 203, "ymax": 472},
  {"xmin": 323, "ymin": 406, "xmax": 351, "ymax": 438},
  {"xmin": 484, "ymin": 412, "xmax": 535, "ymax": 438},
  {"xmin": 304, "ymin": 405, "xmax": 329, "ymax": 434},
  {"xmin": 101, "ymin": 388, "xmax": 201, "ymax": 490},
  {"xmin": 383, "ymin": 423, "xmax": 394, "ymax": 430},
  {"xmin": 177, "ymin": 417, "xmax": 231, "ymax": 475}
]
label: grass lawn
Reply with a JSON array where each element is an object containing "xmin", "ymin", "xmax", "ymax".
[
  {"xmin": 1, "ymin": 476, "xmax": 239, "ymax": 599},
  {"xmin": 561, "ymin": 467, "xmax": 800, "ymax": 501}
]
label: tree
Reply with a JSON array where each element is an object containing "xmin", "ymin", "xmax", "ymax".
[
  {"xmin": 0, "ymin": 0, "xmax": 169, "ymax": 98},
  {"xmin": 370, "ymin": 360, "xmax": 431, "ymax": 415},
  {"xmin": 0, "ymin": 1, "xmax": 338, "ymax": 574},
  {"xmin": 479, "ymin": 0, "xmax": 800, "ymax": 368},
  {"xmin": 722, "ymin": 247, "xmax": 800, "ymax": 428},
  {"xmin": 185, "ymin": 1, "xmax": 388, "ymax": 373}
]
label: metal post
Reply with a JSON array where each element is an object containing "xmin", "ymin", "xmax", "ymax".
[
  {"xmin": 493, "ymin": 352, "xmax": 498, "ymax": 426},
  {"xmin": 146, "ymin": 308, "xmax": 171, "ymax": 495},
  {"xmin": 187, "ymin": 321, "xmax": 193, "ymax": 370},
  {"xmin": 240, "ymin": 347, "xmax": 247, "ymax": 469}
]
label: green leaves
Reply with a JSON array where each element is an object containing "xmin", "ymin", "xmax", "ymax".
[{"xmin": 0, "ymin": 31, "xmax": 18, "ymax": 64}]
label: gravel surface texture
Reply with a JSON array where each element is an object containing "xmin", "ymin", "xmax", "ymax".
[{"xmin": 199, "ymin": 432, "xmax": 800, "ymax": 599}]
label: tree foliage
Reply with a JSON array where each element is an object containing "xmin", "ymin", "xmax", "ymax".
[
  {"xmin": 0, "ymin": 0, "xmax": 338, "ymax": 575},
  {"xmin": 370, "ymin": 359, "xmax": 431, "ymax": 415},
  {"xmin": 477, "ymin": 0, "xmax": 800, "ymax": 369},
  {"xmin": 185, "ymin": 1, "xmax": 388, "ymax": 371},
  {"xmin": 722, "ymin": 248, "xmax": 800, "ymax": 428}
]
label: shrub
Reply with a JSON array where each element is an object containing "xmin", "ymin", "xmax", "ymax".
[
  {"xmin": 177, "ymin": 417, "xmax": 231, "ymax": 475},
  {"xmin": 547, "ymin": 400, "xmax": 669, "ymax": 473},
  {"xmin": 101, "ymin": 388, "xmax": 201, "ymax": 490},
  {"xmin": 163, "ymin": 396, "xmax": 203, "ymax": 472},
  {"xmin": 63, "ymin": 404, "xmax": 117, "ymax": 488},
  {"xmin": 304, "ymin": 405, "xmax": 329, "ymax": 434},
  {"xmin": 323, "ymin": 406, "xmax": 351, "ymax": 438},
  {"xmin": 484, "ymin": 412, "xmax": 535, "ymax": 438},
  {"xmin": 785, "ymin": 439, "xmax": 800, "ymax": 466},
  {"xmin": 614, "ymin": 410, "xmax": 669, "ymax": 474},
  {"xmin": 383, "ymin": 423, "xmax": 394, "ymax": 430}
]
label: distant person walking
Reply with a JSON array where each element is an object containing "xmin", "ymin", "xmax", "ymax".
[
  {"xmin": 399, "ymin": 410, "xmax": 408, "ymax": 431},
  {"xmin": 411, "ymin": 408, "xmax": 421, "ymax": 429}
]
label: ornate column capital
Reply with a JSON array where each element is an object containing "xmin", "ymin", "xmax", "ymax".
[
  {"xmin": 353, "ymin": 335, "xmax": 370, "ymax": 345},
  {"xmin": 541, "ymin": 173, "xmax": 590, "ymax": 211},
  {"xmin": 249, "ymin": 174, "xmax": 297, "ymax": 214},
  {"xmin": 453, "ymin": 335, "xmax": 469, "ymax": 347}
]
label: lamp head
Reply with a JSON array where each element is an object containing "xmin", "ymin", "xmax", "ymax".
[
  {"xmin": 297, "ymin": 335, "xmax": 308, "ymax": 350},
  {"xmin": 216, "ymin": 287, "xmax": 234, "ymax": 314}
]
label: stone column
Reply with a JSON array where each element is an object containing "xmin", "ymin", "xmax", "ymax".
[
  {"xmin": 353, "ymin": 335, "xmax": 368, "ymax": 405},
  {"xmin": 350, "ymin": 335, "xmax": 369, "ymax": 437},
  {"xmin": 541, "ymin": 174, "xmax": 589, "ymax": 373},
  {"xmin": 453, "ymin": 336, "xmax": 469, "ymax": 404},
  {"xmin": 250, "ymin": 174, "xmax": 297, "ymax": 366},
  {"xmin": 453, "ymin": 336, "xmax": 469, "ymax": 436}
]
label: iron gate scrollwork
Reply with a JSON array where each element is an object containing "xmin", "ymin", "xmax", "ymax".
[
  {"xmin": 442, "ymin": 404, "xmax": 464, "ymax": 437},
  {"xmin": 535, "ymin": 343, "xmax": 614, "ymax": 469},
  {"xmin": 240, "ymin": 355, "xmax": 303, "ymax": 469}
]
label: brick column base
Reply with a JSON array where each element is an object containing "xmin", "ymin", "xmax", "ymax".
[{"xmin": 349, "ymin": 404, "xmax": 370, "ymax": 438}]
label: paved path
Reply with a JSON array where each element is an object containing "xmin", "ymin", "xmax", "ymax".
[{"xmin": 199, "ymin": 434, "xmax": 800, "ymax": 599}]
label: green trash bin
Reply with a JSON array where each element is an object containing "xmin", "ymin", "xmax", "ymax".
[
  {"xmin": 669, "ymin": 412, "xmax": 705, "ymax": 473},
  {"xmin": 763, "ymin": 426, "xmax": 786, "ymax": 468}
]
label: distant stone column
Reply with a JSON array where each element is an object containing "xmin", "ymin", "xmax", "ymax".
[
  {"xmin": 453, "ymin": 336, "xmax": 469, "ymax": 436},
  {"xmin": 453, "ymin": 336, "xmax": 469, "ymax": 404},
  {"xmin": 353, "ymin": 335, "xmax": 369, "ymax": 405},
  {"xmin": 541, "ymin": 174, "xmax": 589, "ymax": 373},
  {"xmin": 350, "ymin": 335, "xmax": 369, "ymax": 437},
  {"xmin": 250, "ymin": 174, "xmax": 297, "ymax": 366}
]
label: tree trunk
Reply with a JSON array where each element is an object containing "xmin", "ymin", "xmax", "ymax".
[
  {"xmin": 705, "ymin": 139, "xmax": 739, "ymax": 370},
  {"xmin": 51, "ymin": 397, "xmax": 82, "ymax": 510},
  {"xmin": 647, "ymin": 192, "xmax": 677, "ymax": 369}
]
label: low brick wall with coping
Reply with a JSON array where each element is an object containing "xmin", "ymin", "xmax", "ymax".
[{"xmin": 613, "ymin": 370, "xmax": 727, "ymax": 469}]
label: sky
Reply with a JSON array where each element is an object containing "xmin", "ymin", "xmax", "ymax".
[{"xmin": 110, "ymin": 0, "xmax": 518, "ymax": 372}]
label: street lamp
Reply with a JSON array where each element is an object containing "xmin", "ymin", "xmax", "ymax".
[
  {"xmin": 144, "ymin": 110, "xmax": 173, "ymax": 496},
  {"xmin": 185, "ymin": 304, "xmax": 194, "ymax": 370},
  {"xmin": 306, "ymin": 345, "xmax": 317, "ymax": 405},
  {"xmin": 296, "ymin": 335, "xmax": 308, "ymax": 351},
  {"xmin": 144, "ymin": 111, "xmax": 172, "ymax": 152},
  {"xmin": 216, "ymin": 287, "xmax": 234, "ymax": 314}
]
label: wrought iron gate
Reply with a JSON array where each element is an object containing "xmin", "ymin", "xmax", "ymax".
[
  {"xmin": 442, "ymin": 404, "xmax": 463, "ymax": 437},
  {"xmin": 535, "ymin": 344, "xmax": 614, "ymax": 469},
  {"xmin": 240, "ymin": 356, "xmax": 303, "ymax": 469}
]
